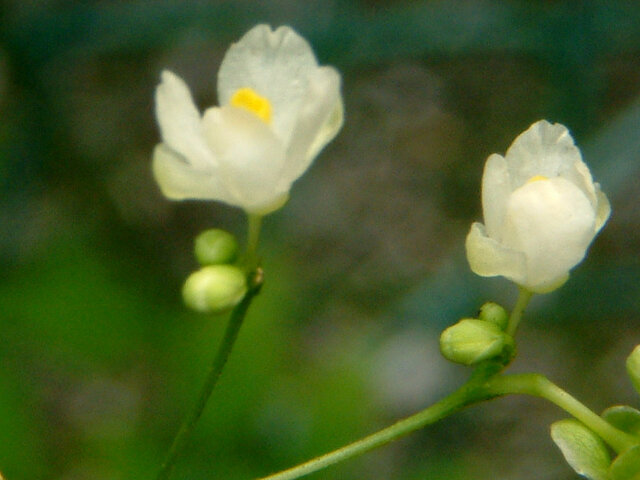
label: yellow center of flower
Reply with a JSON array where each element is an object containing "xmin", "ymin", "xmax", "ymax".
[
  {"xmin": 230, "ymin": 88, "xmax": 272, "ymax": 124},
  {"xmin": 527, "ymin": 175, "xmax": 549, "ymax": 183}
]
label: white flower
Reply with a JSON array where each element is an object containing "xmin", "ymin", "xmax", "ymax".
[
  {"xmin": 466, "ymin": 120, "xmax": 611, "ymax": 293},
  {"xmin": 152, "ymin": 25, "xmax": 343, "ymax": 215}
]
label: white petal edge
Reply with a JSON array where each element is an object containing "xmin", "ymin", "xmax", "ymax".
[
  {"xmin": 571, "ymin": 159, "xmax": 598, "ymax": 207},
  {"xmin": 481, "ymin": 153, "xmax": 511, "ymax": 240},
  {"xmin": 465, "ymin": 222, "xmax": 527, "ymax": 285},
  {"xmin": 281, "ymin": 66, "xmax": 343, "ymax": 186},
  {"xmin": 152, "ymin": 143, "xmax": 231, "ymax": 202},
  {"xmin": 594, "ymin": 185, "xmax": 611, "ymax": 232},
  {"xmin": 155, "ymin": 70, "xmax": 215, "ymax": 170}
]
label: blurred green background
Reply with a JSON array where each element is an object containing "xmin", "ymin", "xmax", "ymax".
[{"xmin": 1, "ymin": 1, "xmax": 640, "ymax": 479}]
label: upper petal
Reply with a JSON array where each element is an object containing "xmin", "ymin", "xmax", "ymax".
[
  {"xmin": 155, "ymin": 70, "xmax": 216, "ymax": 170},
  {"xmin": 217, "ymin": 25, "xmax": 319, "ymax": 144},
  {"xmin": 465, "ymin": 222, "xmax": 527, "ymax": 285},
  {"xmin": 280, "ymin": 66, "xmax": 343, "ymax": 186},
  {"xmin": 500, "ymin": 177, "xmax": 597, "ymax": 290},
  {"xmin": 481, "ymin": 153, "xmax": 512, "ymax": 240},
  {"xmin": 505, "ymin": 120, "xmax": 585, "ymax": 189}
]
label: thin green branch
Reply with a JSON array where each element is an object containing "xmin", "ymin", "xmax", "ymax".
[
  {"xmin": 257, "ymin": 364, "xmax": 501, "ymax": 480},
  {"xmin": 484, "ymin": 373, "xmax": 638, "ymax": 454},
  {"xmin": 155, "ymin": 274, "xmax": 263, "ymax": 480},
  {"xmin": 257, "ymin": 365, "xmax": 639, "ymax": 480}
]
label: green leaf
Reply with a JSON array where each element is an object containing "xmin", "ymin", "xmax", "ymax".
[
  {"xmin": 551, "ymin": 419, "xmax": 611, "ymax": 480},
  {"xmin": 603, "ymin": 406, "xmax": 640, "ymax": 437},
  {"xmin": 610, "ymin": 445, "xmax": 640, "ymax": 480},
  {"xmin": 626, "ymin": 346, "xmax": 640, "ymax": 396}
]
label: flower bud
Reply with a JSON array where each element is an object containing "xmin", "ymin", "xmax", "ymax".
[
  {"xmin": 478, "ymin": 302, "xmax": 509, "ymax": 331},
  {"xmin": 551, "ymin": 419, "xmax": 611, "ymax": 480},
  {"xmin": 194, "ymin": 229, "xmax": 239, "ymax": 265},
  {"xmin": 626, "ymin": 345, "xmax": 640, "ymax": 396},
  {"xmin": 182, "ymin": 265, "xmax": 247, "ymax": 313},
  {"xmin": 440, "ymin": 319, "xmax": 512, "ymax": 366},
  {"xmin": 610, "ymin": 445, "xmax": 640, "ymax": 480}
]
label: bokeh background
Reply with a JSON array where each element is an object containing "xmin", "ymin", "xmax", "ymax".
[{"xmin": 2, "ymin": 1, "xmax": 640, "ymax": 479}]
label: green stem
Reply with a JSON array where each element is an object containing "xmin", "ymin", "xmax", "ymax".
[
  {"xmin": 257, "ymin": 365, "xmax": 500, "ymax": 480},
  {"xmin": 484, "ymin": 373, "xmax": 637, "ymax": 453},
  {"xmin": 255, "ymin": 290, "xmax": 635, "ymax": 480},
  {"xmin": 245, "ymin": 214, "xmax": 263, "ymax": 269},
  {"xmin": 258, "ymin": 367, "xmax": 638, "ymax": 480},
  {"xmin": 506, "ymin": 287, "xmax": 533, "ymax": 337},
  {"xmin": 155, "ymin": 278, "xmax": 262, "ymax": 480}
]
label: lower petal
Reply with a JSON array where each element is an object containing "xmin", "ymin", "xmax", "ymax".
[
  {"xmin": 152, "ymin": 144, "xmax": 231, "ymax": 202},
  {"xmin": 202, "ymin": 107, "xmax": 289, "ymax": 212},
  {"xmin": 465, "ymin": 222, "xmax": 527, "ymax": 284},
  {"xmin": 501, "ymin": 177, "xmax": 597, "ymax": 289}
]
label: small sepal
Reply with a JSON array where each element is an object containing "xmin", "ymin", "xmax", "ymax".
[
  {"xmin": 182, "ymin": 265, "xmax": 247, "ymax": 313},
  {"xmin": 610, "ymin": 445, "xmax": 640, "ymax": 480},
  {"xmin": 478, "ymin": 302, "xmax": 509, "ymax": 330},
  {"xmin": 626, "ymin": 346, "xmax": 640, "ymax": 397},
  {"xmin": 194, "ymin": 229, "xmax": 239, "ymax": 266},
  {"xmin": 439, "ymin": 319, "xmax": 513, "ymax": 366},
  {"xmin": 551, "ymin": 418, "xmax": 611, "ymax": 480}
]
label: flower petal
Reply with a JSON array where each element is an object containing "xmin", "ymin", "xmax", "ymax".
[
  {"xmin": 155, "ymin": 70, "xmax": 216, "ymax": 170},
  {"xmin": 501, "ymin": 177, "xmax": 596, "ymax": 291},
  {"xmin": 594, "ymin": 185, "xmax": 611, "ymax": 232},
  {"xmin": 217, "ymin": 25, "xmax": 319, "ymax": 144},
  {"xmin": 505, "ymin": 120, "xmax": 584, "ymax": 189},
  {"xmin": 201, "ymin": 106, "xmax": 289, "ymax": 213},
  {"xmin": 481, "ymin": 153, "xmax": 511, "ymax": 240},
  {"xmin": 572, "ymin": 159, "xmax": 598, "ymax": 207},
  {"xmin": 152, "ymin": 144, "xmax": 231, "ymax": 201},
  {"xmin": 281, "ymin": 66, "xmax": 343, "ymax": 186},
  {"xmin": 465, "ymin": 222, "xmax": 527, "ymax": 284}
]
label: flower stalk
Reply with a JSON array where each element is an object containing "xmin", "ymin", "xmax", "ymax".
[
  {"xmin": 244, "ymin": 214, "xmax": 263, "ymax": 270},
  {"xmin": 484, "ymin": 374, "xmax": 638, "ymax": 454},
  {"xmin": 155, "ymin": 270, "xmax": 263, "ymax": 480},
  {"xmin": 257, "ymin": 368, "xmax": 636, "ymax": 480},
  {"xmin": 505, "ymin": 287, "xmax": 533, "ymax": 337},
  {"xmin": 257, "ymin": 363, "xmax": 500, "ymax": 480}
]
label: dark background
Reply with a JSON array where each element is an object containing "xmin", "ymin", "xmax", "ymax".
[{"xmin": 1, "ymin": 1, "xmax": 640, "ymax": 478}]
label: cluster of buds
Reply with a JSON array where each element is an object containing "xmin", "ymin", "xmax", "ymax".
[
  {"xmin": 440, "ymin": 302, "xmax": 514, "ymax": 366},
  {"xmin": 182, "ymin": 230, "xmax": 247, "ymax": 314}
]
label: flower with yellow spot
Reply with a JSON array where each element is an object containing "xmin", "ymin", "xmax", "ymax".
[
  {"xmin": 466, "ymin": 120, "xmax": 611, "ymax": 293},
  {"xmin": 152, "ymin": 25, "xmax": 343, "ymax": 215}
]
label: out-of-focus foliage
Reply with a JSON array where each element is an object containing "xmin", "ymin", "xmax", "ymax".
[{"xmin": 1, "ymin": 1, "xmax": 639, "ymax": 479}]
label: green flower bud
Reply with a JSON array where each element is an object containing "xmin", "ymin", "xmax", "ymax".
[
  {"xmin": 440, "ymin": 319, "xmax": 511, "ymax": 366},
  {"xmin": 627, "ymin": 345, "xmax": 640, "ymax": 397},
  {"xmin": 194, "ymin": 229, "xmax": 239, "ymax": 266},
  {"xmin": 551, "ymin": 419, "xmax": 611, "ymax": 480},
  {"xmin": 602, "ymin": 405, "xmax": 640, "ymax": 437},
  {"xmin": 610, "ymin": 445, "xmax": 640, "ymax": 480},
  {"xmin": 478, "ymin": 302, "xmax": 509, "ymax": 330},
  {"xmin": 182, "ymin": 265, "xmax": 247, "ymax": 313}
]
